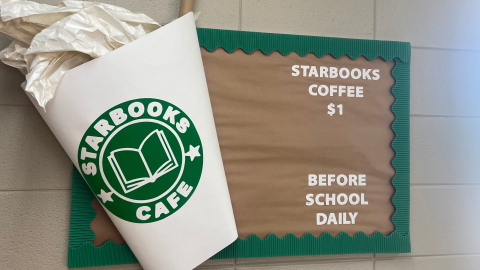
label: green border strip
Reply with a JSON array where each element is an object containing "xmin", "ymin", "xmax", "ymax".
[
  {"xmin": 68, "ymin": 28, "xmax": 411, "ymax": 268},
  {"xmin": 198, "ymin": 28, "xmax": 410, "ymax": 62}
]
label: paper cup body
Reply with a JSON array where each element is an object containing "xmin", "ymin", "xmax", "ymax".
[{"xmin": 30, "ymin": 13, "xmax": 238, "ymax": 270}]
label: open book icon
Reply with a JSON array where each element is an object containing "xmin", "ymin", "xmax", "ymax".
[{"xmin": 108, "ymin": 129, "xmax": 179, "ymax": 193}]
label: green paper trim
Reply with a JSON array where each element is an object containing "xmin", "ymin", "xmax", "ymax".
[
  {"xmin": 69, "ymin": 168, "xmax": 95, "ymax": 247},
  {"xmin": 390, "ymin": 59, "xmax": 410, "ymax": 236},
  {"xmin": 68, "ymin": 28, "xmax": 411, "ymax": 268},
  {"xmin": 212, "ymin": 231, "xmax": 410, "ymax": 258},
  {"xmin": 197, "ymin": 28, "xmax": 411, "ymax": 62},
  {"xmin": 69, "ymin": 241, "xmax": 138, "ymax": 268}
]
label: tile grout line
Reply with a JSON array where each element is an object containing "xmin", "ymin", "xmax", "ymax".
[
  {"xmin": 238, "ymin": 0, "xmax": 242, "ymax": 31},
  {"xmin": 373, "ymin": 0, "xmax": 376, "ymax": 40},
  {"xmin": 237, "ymin": 253, "xmax": 480, "ymax": 268},
  {"xmin": 0, "ymin": 103, "xmax": 33, "ymax": 107},
  {"xmin": 412, "ymin": 183, "xmax": 480, "ymax": 187},
  {"xmin": 0, "ymin": 188, "xmax": 72, "ymax": 192},
  {"xmin": 236, "ymin": 257, "xmax": 374, "ymax": 268},
  {"xmin": 411, "ymin": 114, "xmax": 480, "ymax": 119},
  {"xmin": 376, "ymin": 253, "xmax": 480, "ymax": 259},
  {"xmin": 411, "ymin": 45, "xmax": 480, "ymax": 53}
]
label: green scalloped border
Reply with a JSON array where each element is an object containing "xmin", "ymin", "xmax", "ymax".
[
  {"xmin": 68, "ymin": 28, "xmax": 411, "ymax": 268},
  {"xmin": 198, "ymin": 28, "xmax": 411, "ymax": 62}
]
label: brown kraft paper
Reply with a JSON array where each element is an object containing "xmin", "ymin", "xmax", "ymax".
[{"xmin": 202, "ymin": 48, "xmax": 395, "ymax": 239}]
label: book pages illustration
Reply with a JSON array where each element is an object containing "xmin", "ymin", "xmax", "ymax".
[{"xmin": 108, "ymin": 130, "xmax": 179, "ymax": 193}]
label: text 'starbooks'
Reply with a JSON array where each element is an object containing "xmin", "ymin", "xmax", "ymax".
[{"xmin": 108, "ymin": 129, "xmax": 178, "ymax": 193}]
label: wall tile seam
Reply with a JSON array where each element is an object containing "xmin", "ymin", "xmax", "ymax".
[
  {"xmin": 197, "ymin": 266, "xmax": 236, "ymax": 270},
  {"xmin": 411, "ymin": 184, "xmax": 480, "ymax": 188},
  {"xmin": 196, "ymin": 265, "xmax": 235, "ymax": 270},
  {"xmin": 373, "ymin": 0, "xmax": 377, "ymax": 40},
  {"xmin": 374, "ymin": 253, "xmax": 480, "ymax": 260},
  {"xmin": 238, "ymin": 0, "xmax": 242, "ymax": 31},
  {"xmin": 411, "ymin": 114, "xmax": 480, "ymax": 120},
  {"xmin": 0, "ymin": 189, "xmax": 72, "ymax": 192},
  {"xmin": 235, "ymin": 258, "xmax": 374, "ymax": 267},
  {"xmin": 234, "ymin": 252, "xmax": 480, "ymax": 265},
  {"xmin": 411, "ymin": 46, "xmax": 480, "ymax": 53},
  {"xmin": 200, "ymin": 260, "xmax": 235, "ymax": 267},
  {"xmin": 0, "ymin": 103, "xmax": 33, "ymax": 107}
]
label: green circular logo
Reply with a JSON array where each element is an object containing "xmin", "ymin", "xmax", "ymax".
[{"xmin": 77, "ymin": 98, "xmax": 203, "ymax": 223}]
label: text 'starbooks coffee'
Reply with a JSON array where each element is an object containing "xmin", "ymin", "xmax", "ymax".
[{"xmin": 108, "ymin": 129, "xmax": 179, "ymax": 193}]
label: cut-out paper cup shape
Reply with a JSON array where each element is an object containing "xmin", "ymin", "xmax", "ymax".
[{"xmin": 30, "ymin": 13, "xmax": 238, "ymax": 270}]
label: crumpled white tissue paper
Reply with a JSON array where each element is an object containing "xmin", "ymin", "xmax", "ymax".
[{"xmin": 0, "ymin": 0, "xmax": 160, "ymax": 109}]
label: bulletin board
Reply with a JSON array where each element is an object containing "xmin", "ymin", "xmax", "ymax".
[{"xmin": 68, "ymin": 28, "xmax": 410, "ymax": 268}]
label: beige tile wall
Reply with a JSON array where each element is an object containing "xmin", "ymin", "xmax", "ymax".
[{"xmin": 1, "ymin": 0, "xmax": 479, "ymax": 269}]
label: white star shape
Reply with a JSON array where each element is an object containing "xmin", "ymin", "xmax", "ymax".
[
  {"xmin": 185, "ymin": 145, "xmax": 201, "ymax": 161},
  {"xmin": 97, "ymin": 189, "xmax": 114, "ymax": 203}
]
